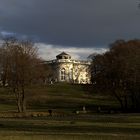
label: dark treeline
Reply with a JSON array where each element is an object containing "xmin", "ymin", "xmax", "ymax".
[{"xmin": 91, "ymin": 40, "xmax": 140, "ymax": 112}]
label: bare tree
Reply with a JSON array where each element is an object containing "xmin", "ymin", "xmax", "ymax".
[{"xmin": 0, "ymin": 37, "xmax": 44, "ymax": 112}]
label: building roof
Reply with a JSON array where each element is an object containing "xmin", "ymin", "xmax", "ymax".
[
  {"xmin": 56, "ymin": 52, "xmax": 71, "ymax": 60},
  {"xmin": 56, "ymin": 52, "xmax": 70, "ymax": 57}
]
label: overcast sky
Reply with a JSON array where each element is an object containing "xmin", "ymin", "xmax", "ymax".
[{"xmin": 0, "ymin": 0, "xmax": 140, "ymax": 60}]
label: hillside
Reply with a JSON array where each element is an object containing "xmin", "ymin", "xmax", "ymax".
[{"xmin": 0, "ymin": 83, "xmax": 119, "ymax": 114}]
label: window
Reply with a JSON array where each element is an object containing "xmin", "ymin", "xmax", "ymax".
[
  {"xmin": 74, "ymin": 69, "xmax": 78, "ymax": 76},
  {"xmin": 69, "ymin": 68, "xmax": 73, "ymax": 79},
  {"xmin": 60, "ymin": 68, "xmax": 66, "ymax": 81}
]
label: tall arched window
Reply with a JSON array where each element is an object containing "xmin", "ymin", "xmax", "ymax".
[
  {"xmin": 60, "ymin": 68, "xmax": 66, "ymax": 81},
  {"xmin": 69, "ymin": 68, "xmax": 73, "ymax": 80}
]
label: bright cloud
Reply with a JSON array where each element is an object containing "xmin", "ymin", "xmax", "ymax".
[
  {"xmin": 36, "ymin": 43, "xmax": 108, "ymax": 60},
  {"xmin": 0, "ymin": 36, "xmax": 108, "ymax": 60}
]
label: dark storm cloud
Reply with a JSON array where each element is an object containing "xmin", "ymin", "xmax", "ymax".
[{"xmin": 0, "ymin": 0, "xmax": 140, "ymax": 47}]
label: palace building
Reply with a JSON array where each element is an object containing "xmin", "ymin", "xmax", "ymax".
[{"xmin": 44, "ymin": 52, "xmax": 91, "ymax": 84}]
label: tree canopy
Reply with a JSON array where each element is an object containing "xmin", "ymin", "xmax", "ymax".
[{"xmin": 91, "ymin": 40, "xmax": 140, "ymax": 112}]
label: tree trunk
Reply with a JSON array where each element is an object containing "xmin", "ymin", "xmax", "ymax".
[
  {"xmin": 21, "ymin": 87, "xmax": 26, "ymax": 112},
  {"xmin": 22, "ymin": 95, "xmax": 26, "ymax": 112},
  {"xmin": 17, "ymin": 92, "xmax": 22, "ymax": 113},
  {"xmin": 124, "ymin": 96, "xmax": 128, "ymax": 111},
  {"xmin": 131, "ymin": 92, "xmax": 135, "ymax": 110},
  {"xmin": 113, "ymin": 91, "xmax": 124, "ymax": 111}
]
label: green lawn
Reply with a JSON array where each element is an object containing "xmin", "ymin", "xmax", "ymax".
[
  {"xmin": 0, "ymin": 84, "xmax": 139, "ymax": 139},
  {"xmin": 0, "ymin": 133, "xmax": 140, "ymax": 140},
  {"xmin": 0, "ymin": 114, "xmax": 140, "ymax": 140},
  {"xmin": 0, "ymin": 83, "xmax": 119, "ymax": 113}
]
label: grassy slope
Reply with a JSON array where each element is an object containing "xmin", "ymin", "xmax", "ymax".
[
  {"xmin": 0, "ymin": 84, "xmax": 140, "ymax": 139},
  {"xmin": 0, "ymin": 83, "xmax": 118, "ymax": 113}
]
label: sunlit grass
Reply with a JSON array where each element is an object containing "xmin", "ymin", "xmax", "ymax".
[
  {"xmin": 0, "ymin": 133, "xmax": 140, "ymax": 140},
  {"xmin": 0, "ymin": 114, "xmax": 140, "ymax": 140}
]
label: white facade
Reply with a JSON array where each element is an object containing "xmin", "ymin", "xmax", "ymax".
[{"xmin": 45, "ymin": 52, "xmax": 91, "ymax": 84}]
